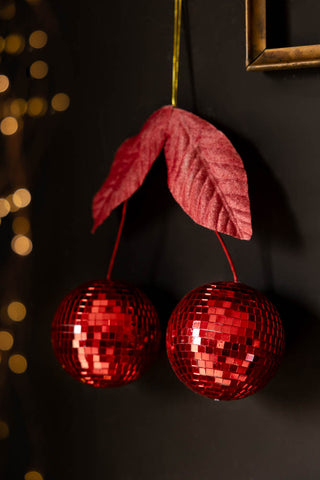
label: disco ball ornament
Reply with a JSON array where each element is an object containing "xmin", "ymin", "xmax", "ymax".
[
  {"xmin": 52, "ymin": 279, "xmax": 161, "ymax": 387},
  {"xmin": 166, "ymin": 282, "xmax": 285, "ymax": 401}
]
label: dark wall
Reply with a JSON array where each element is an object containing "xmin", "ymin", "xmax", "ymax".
[{"xmin": 6, "ymin": 1, "xmax": 320, "ymax": 479}]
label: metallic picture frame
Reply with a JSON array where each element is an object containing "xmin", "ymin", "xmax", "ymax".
[{"xmin": 246, "ymin": 0, "xmax": 320, "ymax": 71}]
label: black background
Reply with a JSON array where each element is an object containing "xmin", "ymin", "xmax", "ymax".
[{"xmin": 3, "ymin": 0, "xmax": 320, "ymax": 479}]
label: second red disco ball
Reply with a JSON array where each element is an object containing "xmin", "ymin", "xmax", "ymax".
[
  {"xmin": 52, "ymin": 279, "xmax": 161, "ymax": 387},
  {"xmin": 166, "ymin": 282, "xmax": 285, "ymax": 401}
]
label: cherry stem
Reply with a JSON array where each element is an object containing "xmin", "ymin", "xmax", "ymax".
[
  {"xmin": 106, "ymin": 201, "xmax": 128, "ymax": 281},
  {"xmin": 215, "ymin": 231, "xmax": 238, "ymax": 283}
]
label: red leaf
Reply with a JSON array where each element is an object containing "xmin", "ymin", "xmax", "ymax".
[
  {"xmin": 92, "ymin": 106, "xmax": 252, "ymax": 240},
  {"xmin": 92, "ymin": 106, "xmax": 172, "ymax": 232},
  {"xmin": 164, "ymin": 108, "xmax": 252, "ymax": 240}
]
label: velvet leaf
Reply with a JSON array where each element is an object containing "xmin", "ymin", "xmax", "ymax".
[
  {"xmin": 92, "ymin": 105, "xmax": 252, "ymax": 240},
  {"xmin": 92, "ymin": 106, "xmax": 172, "ymax": 232},
  {"xmin": 165, "ymin": 108, "xmax": 252, "ymax": 240}
]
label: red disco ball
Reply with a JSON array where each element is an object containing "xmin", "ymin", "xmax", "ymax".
[
  {"xmin": 52, "ymin": 279, "xmax": 161, "ymax": 387},
  {"xmin": 166, "ymin": 282, "xmax": 285, "ymax": 400}
]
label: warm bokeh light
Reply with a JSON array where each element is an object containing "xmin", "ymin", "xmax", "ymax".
[
  {"xmin": 30, "ymin": 60, "xmax": 48, "ymax": 79},
  {"xmin": 5, "ymin": 34, "xmax": 25, "ymax": 55},
  {"xmin": 25, "ymin": 0, "xmax": 42, "ymax": 4},
  {"xmin": 51, "ymin": 93, "xmax": 70, "ymax": 112},
  {"xmin": 6, "ymin": 194, "xmax": 20, "ymax": 212},
  {"xmin": 11, "ymin": 235, "xmax": 33, "ymax": 256},
  {"xmin": 29, "ymin": 30, "xmax": 47, "ymax": 49},
  {"xmin": 0, "ymin": 3, "xmax": 16, "ymax": 20},
  {"xmin": 12, "ymin": 216, "xmax": 30, "ymax": 234},
  {"xmin": 8, "ymin": 354, "xmax": 27, "ymax": 374},
  {"xmin": 8, "ymin": 301, "xmax": 26, "ymax": 322},
  {"xmin": 25, "ymin": 471, "xmax": 43, "ymax": 480},
  {"xmin": 0, "ymin": 331, "xmax": 14, "ymax": 351},
  {"xmin": 0, "ymin": 420, "xmax": 9, "ymax": 440},
  {"xmin": 12, "ymin": 188, "xmax": 31, "ymax": 208},
  {"xmin": 0, "ymin": 75, "xmax": 9, "ymax": 93},
  {"xmin": 27, "ymin": 97, "xmax": 47, "ymax": 117},
  {"xmin": 0, "ymin": 116, "xmax": 18, "ymax": 135},
  {"xmin": 0, "ymin": 198, "xmax": 10, "ymax": 217},
  {"xmin": 10, "ymin": 98, "xmax": 27, "ymax": 116}
]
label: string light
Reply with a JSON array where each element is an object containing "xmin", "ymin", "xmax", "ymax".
[
  {"xmin": 0, "ymin": 331, "xmax": 14, "ymax": 351},
  {"xmin": 25, "ymin": 471, "xmax": 43, "ymax": 480},
  {"xmin": 12, "ymin": 216, "xmax": 30, "ymax": 234},
  {"xmin": 29, "ymin": 30, "xmax": 47, "ymax": 49},
  {"xmin": 0, "ymin": 75, "xmax": 9, "ymax": 93},
  {"xmin": 0, "ymin": 421, "xmax": 9, "ymax": 440},
  {"xmin": 0, "ymin": 198, "xmax": 10, "ymax": 217},
  {"xmin": 11, "ymin": 235, "xmax": 33, "ymax": 256},
  {"xmin": 12, "ymin": 188, "xmax": 31, "ymax": 208},
  {"xmin": 8, "ymin": 354, "xmax": 27, "ymax": 374},
  {"xmin": 0, "ymin": 4, "xmax": 16, "ymax": 20},
  {"xmin": 27, "ymin": 97, "xmax": 47, "ymax": 117},
  {"xmin": 4, "ymin": 34, "xmax": 25, "ymax": 55},
  {"xmin": 7, "ymin": 301, "xmax": 26, "ymax": 322},
  {"xmin": 6, "ymin": 194, "xmax": 20, "ymax": 212},
  {"xmin": 10, "ymin": 98, "xmax": 27, "ymax": 116},
  {"xmin": 51, "ymin": 93, "xmax": 70, "ymax": 112},
  {"xmin": 0, "ymin": 116, "xmax": 18, "ymax": 135},
  {"xmin": 30, "ymin": 60, "xmax": 48, "ymax": 79}
]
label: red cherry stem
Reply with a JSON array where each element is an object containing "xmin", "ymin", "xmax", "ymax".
[
  {"xmin": 107, "ymin": 201, "xmax": 128, "ymax": 280},
  {"xmin": 215, "ymin": 231, "xmax": 238, "ymax": 283}
]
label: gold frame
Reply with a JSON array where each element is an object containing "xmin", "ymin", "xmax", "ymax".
[{"xmin": 246, "ymin": 0, "xmax": 320, "ymax": 71}]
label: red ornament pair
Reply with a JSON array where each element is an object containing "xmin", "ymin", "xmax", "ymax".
[{"xmin": 52, "ymin": 108, "xmax": 285, "ymax": 401}]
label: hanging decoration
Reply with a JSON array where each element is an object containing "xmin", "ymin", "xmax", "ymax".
[
  {"xmin": 51, "ymin": 279, "xmax": 160, "ymax": 388},
  {"xmin": 52, "ymin": 0, "xmax": 285, "ymax": 398},
  {"xmin": 89, "ymin": 0, "xmax": 285, "ymax": 400},
  {"xmin": 52, "ymin": 202, "xmax": 161, "ymax": 388},
  {"xmin": 166, "ymin": 282, "xmax": 284, "ymax": 401}
]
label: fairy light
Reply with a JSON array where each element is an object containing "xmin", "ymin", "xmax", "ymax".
[
  {"xmin": 12, "ymin": 188, "xmax": 31, "ymax": 208},
  {"xmin": 0, "ymin": 116, "xmax": 18, "ymax": 135},
  {"xmin": 10, "ymin": 98, "xmax": 27, "ymax": 116},
  {"xmin": 6, "ymin": 194, "xmax": 20, "ymax": 212},
  {"xmin": 0, "ymin": 4, "xmax": 16, "ymax": 20},
  {"xmin": 4, "ymin": 34, "xmax": 25, "ymax": 55},
  {"xmin": 30, "ymin": 60, "xmax": 48, "ymax": 79},
  {"xmin": 0, "ymin": 8, "xmax": 69, "ymax": 461},
  {"xmin": 0, "ymin": 198, "xmax": 10, "ymax": 217},
  {"xmin": 29, "ymin": 30, "xmax": 48, "ymax": 48},
  {"xmin": 0, "ymin": 75, "xmax": 9, "ymax": 93},
  {"xmin": 11, "ymin": 235, "xmax": 33, "ymax": 256},
  {"xmin": 29, "ymin": 30, "xmax": 47, "ymax": 49},
  {"xmin": 12, "ymin": 216, "xmax": 30, "ymax": 234},
  {"xmin": 27, "ymin": 97, "xmax": 47, "ymax": 117},
  {"xmin": 51, "ymin": 93, "xmax": 70, "ymax": 112},
  {"xmin": 0, "ymin": 331, "xmax": 14, "ymax": 351},
  {"xmin": 7, "ymin": 301, "xmax": 26, "ymax": 322},
  {"xmin": 25, "ymin": 471, "xmax": 43, "ymax": 480},
  {"xmin": 8, "ymin": 354, "xmax": 27, "ymax": 374}
]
